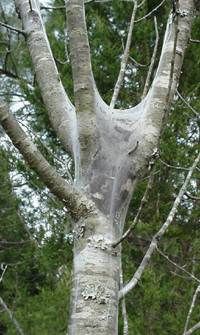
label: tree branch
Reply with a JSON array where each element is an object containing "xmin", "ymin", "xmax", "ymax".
[
  {"xmin": 142, "ymin": 16, "xmax": 159, "ymax": 98},
  {"xmin": 177, "ymin": 90, "xmax": 199, "ymax": 117},
  {"xmin": 15, "ymin": 0, "xmax": 77, "ymax": 157},
  {"xmin": 65, "ymin": 0, "xmax": 96, "ymax": 164},
  {"xmin": 0, "ymin": 297, "xmax": 25, "ymax": 335},
  {"xmin": 143, "ymin": 0, "xmax": 194, "ymax": 129},
  {"xmin": 110, "ymin": 0, "xmax": 138, "ymax": 108},
  {"xmin": 0, "ymin": 102, "xmax": 95, "ymax": 221},
  {"xmin": 185, "ymin": 321, "xmax": 200, "ymax": 335},
  {"xmin": 185, "ymin": 192, "xmax": 200, "ymax": 201},
  {"xmin": 190, "ymin": 38, "xmax": 200, "ymax": 43},
  {"xmin": 0, "ymin": 265, "xmax": 8, "ymax": 283},
  {"xmin": 183, "ymin": 285, "xmax": 200, "ymax": 335},
  {"xmin": 159, "ymin": 157, "xmax": 191, "ymax": 171},
  {"xmin": 135, "ymin": 0, "xmax": 166, "ymax": 23},
  {"xmin": 157, "ymin": 247, "xmax": 200, "ymax": 284},
  {"xmin": 112, "ymin": 170, "xmax": 154, "ymax": 247},
  {"xmin": 119, "ymin": 152, "xmax": 200, "ymax": 298},
  {"xmin": 0, "ymin": 21, "xmax": 25, "ymax": 35}
]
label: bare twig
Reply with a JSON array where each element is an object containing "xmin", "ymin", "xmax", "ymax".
[
  {"xmin": 0, "ymin": 297, "xmax": 25, "ymax": 335},
  {"xmin": 159, "ymin": 158, "xmax": 190, "ymax": 171},
  {"xmin": 40, "ymin": 5, "xmax": 65, "ymax": 10},
  {"xmin": 190, "ymin": 39, "xmax": 200, "ymax": 44},
  {"xmin": 110, "ymin": 0, "xmax": 138, "ymax": 108},
  {"xmin": 129, "ymin": 56, "xmax": 147, "ymax": 68},
  {"xmin": 0, "ymin": 265, "xmax": 8, "ymax": 283},
  {"xmin": 177, "ymin": 91, "xmax": 199, "ymax": 117},
  {"xmin": 185, "ymin": 192, "xmax": 200, "ymax": 201},
  {"xmin": 142, "ymin": 16, "xmax": 159, "ymax": 98},
  {"xmin": 0, "ymin": 21, "xmax": 25, "ymax": 35},
  {"xmin": 185, "ymin": 321, "xmax": 200, "ymax": 335},
  {"xmin": 183, "ymin": 285, "xmax": 200, "ymax": 335},
  {"xmin": 119, "ymin": 152, "xmax": 200, "ymax": 298},
  {"xmin": 112, "ymin": 171, "xmax": 154, "ymax": 247},
  {"xmin": 156, "ymin": 247, "xmax": 200, "ymax": 284},
  {"xmin": 134, "ymin": 0, "xmax": 166, "ymax": 23}
]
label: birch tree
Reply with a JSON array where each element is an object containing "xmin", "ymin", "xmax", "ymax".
[{"xmin": 0, "ymin": 0, "xmax": 199, "ymax": 334}]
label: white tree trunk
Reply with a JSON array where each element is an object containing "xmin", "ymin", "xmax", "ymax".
[
  {"xmin": 0, "ymin": 0, "xmax": 196, "ymax": 334},
  {"xmin": 68, "ymin": 215, "xmax": 120, "ymax": 334}
]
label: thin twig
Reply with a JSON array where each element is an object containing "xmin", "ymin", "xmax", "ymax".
[
  {"xmin": 156, "ymin": 247, "xmax": 200, "ymax": 284},
  {"xmin": 0, "ymin": 297, "xmax": 25, "ymax": 335},
  {"xmin": 183, "ymin": 285, "xmax": 200, "ymax": 335},
  {"xmin": 134, "ymin": 0, "xmax": 166, "ymax": 23},
  {"xmin": 129, "ymin": 55, "xmax": 147, "ymax": 68},
  {"xmin": 0, "ymin": 265, "xmax": 8, "ymax": 283},
  {"xmin": 110, "ymin": 0, "xmax": 138, "ymax": 108},
  {"xmin": 0, "ymin": 21, "xmax": 25, "ymax": 35},
  {"xmin": 119, "ymin": 153, "xmax": 200, "ymax": 298},
  {"xmin": 142, "ymin": 16, "xmax": 159, "ymax": 98},
  {"xmin": 159, "ymin": 158, "xmax": 190, "ymax": 171},
  {"xmin": 185, "ymin": 192, "xmax": 200, "ymax": 201},
  {"xmin": 190, "ymin": 39, "xmax": 200, "ymax": 44},
  {"xmin": 185, "ymin": 321, "xmax": 200, "ymax": 335},
  {"xmin": 40, "ymin": 5, "xmax": 65, "ymax": 10},
  {"xmin": 112, "ymin": 170, "xmax": 154, "ymax": 247},
  {"xmin": 177, "ymin": 91, "xmax": 199, "ymax": 117}
]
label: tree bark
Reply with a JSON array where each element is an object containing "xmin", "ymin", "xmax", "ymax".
[
  {"xmin": 0, "ymin": 1, "xmax": 196, "ymax": 334},
  {"xmin": 68, "ymin": 214, "xmax": 120, "ymax": 335}
]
